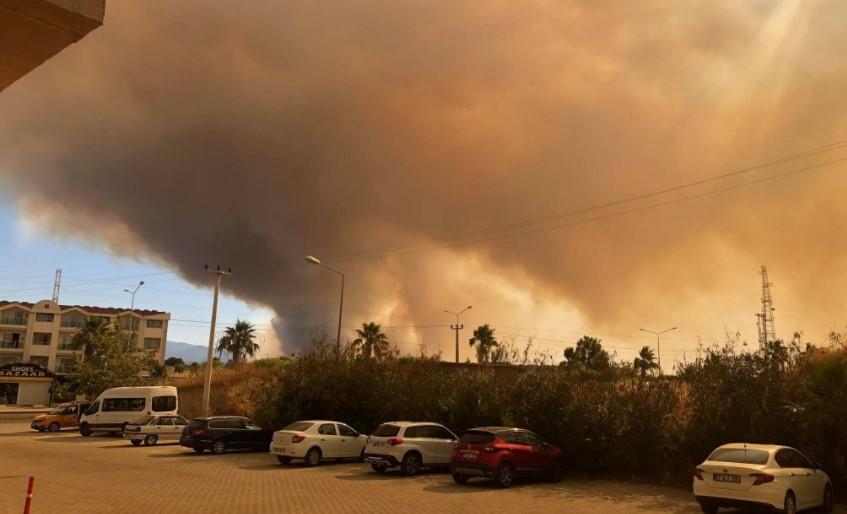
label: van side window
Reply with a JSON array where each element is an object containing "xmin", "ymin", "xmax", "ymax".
[
  {"xmin": 86, "ymin": 401, "xmax": 99, "ymax": 415},
  {"xmin": 102, "ymin": 398, "xmax": 145, "ymax": 412},
  {"xmin": 152, "ymin": 396, "xmax": 177, "ymax": 412}
]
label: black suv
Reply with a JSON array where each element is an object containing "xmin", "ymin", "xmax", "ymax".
[{"xmin": 180, "ymin": 416, "xmax": 273, "ymax": 454}]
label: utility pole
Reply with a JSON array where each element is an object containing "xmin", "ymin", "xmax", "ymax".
[
  {"xmin": 52, "ymin": 268, "xmax": 62, "ymax": 303},
  {"xmin": 203, "ymin": 265, "xmax": 231, "ymax": 416},
  {"xmin": 123, "ymin": 281, "xmax": 144, "ymax": 351},
  {"xmin": 639, "ymin": 326, "xmax": 677, "ymax": 374},
  {"xmin": 305, "ymin": 256, "xmax": 345, "ymax": 361},
  {"xmin": 444, "ymin": 306, "xmax": 472, "ymax": 363},
  {"xmin": 757, "ymin": 265, "xmax": 776, "ymax": 350}
]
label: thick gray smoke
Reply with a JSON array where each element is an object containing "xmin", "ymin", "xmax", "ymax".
[{"xmin": 1, "ymin": 1, "xmax": 847, "ymax": 358}]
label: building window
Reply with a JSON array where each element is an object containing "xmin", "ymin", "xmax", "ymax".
[
  {"xmin": 29, "ymin": 356, "xmax": 49, "ymax": 367},
  {"xmin": 32, "ymin": 333, "xmax": 52, "ymax": 345},
  {"xmin": 146, "ymin": 319, "xmax": 164, "ymax": 329},
  {"xmin": 0, "ymin": 311, "xmax": 27, "ymax": 325},
  {"xmin": 57, "ymin": 358, "xmax": 78, "ymax": 373},
  {"xmin": 35, "ymin": 313, "xmax": 55, "ymax": 322},
  {"xmin": 97, "ymin": 316, "xmax": 112, "ymax": 326},
  {"xmin": 143, "ymin": 338, "xmax": 161, "ymax": 350}
]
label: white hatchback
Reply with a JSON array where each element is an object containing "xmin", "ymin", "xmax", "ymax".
[
  {"xmin": 693, "ymin": 443, "xmax": 833, "ymax": 514},
  {"xmin": 270, "ymin": 420, "xmax": 367, "ymax": 466},
  {"xmin": 364, "ymin": 421, "xmax": 458, "ymax": 475}
]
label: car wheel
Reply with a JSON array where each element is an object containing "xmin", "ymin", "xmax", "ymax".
[
  {"xmin": 401, "ymin": 452, "xmax": 422, "ymax": 476},
  {"xmin": 47, "ymin": 422, "xmax": 60, "ymax": 433},
  {"xmin": 496, "ymin": 462, "xmax": 515, "ymax": 488},
  {"xmin": 784, "ymin": 491, "xmax": 797, "ymax": 514},
  {"xmin": 304, "ymin": 447, "xmax": 322, "ymax": 467},
  {"xmin": 547, "ymin": 461, "xmax": 563, "ymax": 483},
  {"xmin": 371, "ymin": 463, "xmax": 387, "ymax": 473},
  {"xmin": 144, "ymin": 435, "xmax": 158, "ymax": 446},
  {"xmin": 821, "ymin": 484, "xmax": 833, "ymax": 514},
  {"xmin": 277, "ymin": 456, "xmax": 292, "ymax": 465},
  {"xmin": 452, "ymin": 473, "xmax": 469, "ymax": 485},
  {"xmin": 193, "ymin": 446, "xmax": 205, "ymax": 454},
  {"xmin": 131, "ymin": 439, "xmax": 142, "ymax": 447},
  {"xmin": 699, "ymin": 502, "xmax": 718, "ymax": 514},
  {"xmin": 211, "ymin": 440, "xmax": 227, "ymax": 455},
  {"xmin": 79, "ymin": 423, "xmax": 92, "ymax": 437}
]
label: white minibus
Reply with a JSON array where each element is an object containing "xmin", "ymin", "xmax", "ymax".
[{"xmin": 79, "ymin": 386, "xmax": 178, "ymax": 436}]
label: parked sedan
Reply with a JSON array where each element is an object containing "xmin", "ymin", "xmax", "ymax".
[
  {"xmin": 123, "ymin": 415, "xmax": 189, "ymax": 446},
  {"xmin": 450, "ymin": 427, "xmax": 562, "ymax": 488},
  {"xmin": 179, "ymin": 416, "xmax": 273, "ymax": 455},
  {"xmin": 693, "ymin": 443, "xmax": 833, "ymax": 514},
  {"xmin": 270, "ymin": 420, "xmax": 367, "ymax": 466}
]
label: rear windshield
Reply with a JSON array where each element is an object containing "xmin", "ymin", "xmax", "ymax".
[
  {"xmin": 460, "ymin": 431, "xmax": 495, "ymax": 444},
  {"xmin": 708, "ymin": 448, "xmax": 769, "ymax": 465},
  {"xmin": 374, "ymin": 424, "xmax": 400, "ymax": 437},
  {"xmin": 283, "ymin": 422, "xmax": 314, "ymax": 432},
  {"xmin": 131, "ymin": 416, "xmax": 155, "ymax": 426},
  {"xmin": 187, "ymin": 419, "xmax": 205, "ymax": 430}
]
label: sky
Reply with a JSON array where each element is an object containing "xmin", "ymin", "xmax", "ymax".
[{"xmin": 1, "ymin": 1, "xmax": 846, "ymax": 368}]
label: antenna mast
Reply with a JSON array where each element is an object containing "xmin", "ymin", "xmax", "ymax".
[
  {"xmin": 52, "ymin": 268, "xmax": 62, "ymax": 303},
  {"xmin": 757, "ymin": 265, "xmax": 776, "ymax": 349}
]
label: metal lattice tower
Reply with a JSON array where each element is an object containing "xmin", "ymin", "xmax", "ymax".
[
  {"xmin": 757, "ymin": 265, "xmax": 776, "ymax": 349},
  {"xmin": 52, "ymin": 268, "xmax": 62, "ymax": 303}
]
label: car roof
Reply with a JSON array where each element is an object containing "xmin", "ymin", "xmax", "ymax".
[
  {"xmin": 381, "ymin": 421, "xmax": 440, "ymax": 427},
  {"xmin": 195, "ymin": 416, "xmax": 249, "ymax": 421},
  {"xmin": 467, "ymin": 426, "xmax": 522, "ymax": 433},
  {"xmin": 299, "ymin": 420, "xmax": 345, "ymax": 425},
  {"xmin": 714, "ymin": 443, "xmax": 788, "ymax": 452}
]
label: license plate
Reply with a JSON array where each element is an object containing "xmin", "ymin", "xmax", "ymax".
[
  {"xmin": 462, "ymin": 452, "xmax": 478, "ymax": 459},
  {"xmin": 713, "ymin": 473, "xmax": 741, "ymax": 483},
  {"xmin": 372, "ymin": 442, "xmax": 384, "ymax": 447}
]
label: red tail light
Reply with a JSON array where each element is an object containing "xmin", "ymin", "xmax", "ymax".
[
  {"xmin": 387, "ymin": 437, "xmax": 404, "ymax": 446},
  {"xmin": 195, "ymin": 429, "xmax": 204, "ymax": 438},
  {"xmin": 291, "ymin": 434, "xmax": 305, "ymax": 443},
  {"xmin": 693, "ymin": 468, "xmax": 704, "ymax": 480},
  {"xmin": 485, "ymin": 446, "xmax": 502, "ymax": 453},
  {"xmin": 751, "ymin": 473, "xmax": 774, "ymax": 486}
]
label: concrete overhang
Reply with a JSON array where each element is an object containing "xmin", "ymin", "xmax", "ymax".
[{"xmin": 0, "ymin": 0, "xmax": 105, "ymax": 92}]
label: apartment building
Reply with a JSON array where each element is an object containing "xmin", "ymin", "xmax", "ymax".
[{"xmin": 0, "ymin": 299, "xmax": 170, "ymax": 372}]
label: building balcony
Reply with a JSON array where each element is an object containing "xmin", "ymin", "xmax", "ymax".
[
  {"xmin": 0, "ymin": 317, "xmax": 28, "ymax": 326},
  {"xmin": 57, "ymin": 343, "xmax": 78, "ymax": 352},
  {"xmin": 60, "ymin": 320, "xmax": 85, "ymax": 329},
  {"xmin": 0, "ymin": 340, "xmax": 23, "ymax": 350}
]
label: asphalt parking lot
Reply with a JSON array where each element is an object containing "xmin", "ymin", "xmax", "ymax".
[{"xmin": 0, "ymin": 421, "xmax": 842, "ymax": 514}]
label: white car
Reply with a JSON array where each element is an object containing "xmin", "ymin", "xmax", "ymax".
[
  {"xmin": 693, "ymin": 443, "xmax": 833, "ymax": 514},
  {"xmin": 123, "ymin": 415, "xmax": 189, "ymax": 446},
  {"xmin": 364, "ymin": 421, "xmax": 457, "ymax": 475},
  {"xmin": 270, "ymin": 420, "xmax": 367, "ymax": 466}
]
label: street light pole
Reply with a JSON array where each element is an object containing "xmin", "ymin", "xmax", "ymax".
[
  {"xmin": 639, "ymin": 326, "xmax": 677, "ymax": 374},
  {"xmin": 123, "ymin": 281, "xmax": 144, "ymax": 351},
  {"xmin": 203, "ymin": 265, "xmax": 231, "ymax": 416},
  {"xmin": 444, "ymin": 306, "xmax": 472, "ymax": 363},
  {"xmin": 305, "ymin": 256, "xmax": 345, "ymax": 361}
]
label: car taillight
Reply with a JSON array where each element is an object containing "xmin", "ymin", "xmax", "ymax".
[
  {"xmin": 751, "ymin": 473, "xmax": 774, "ymax": 486},
  {"xmin": 693, "ymin": 468, "xmax": 704, "ymax": 480},
  {"xmin": 485, "ymin": 446, "xmax": 502, "ymax": 453},
  {"xmin": 195, "ymin": 429, "xmax": 204, "ymax": 438},
  {"xmin": 291, "ymin": 434, "xmax": 305, "ymax": 443},
  {"xmin": 387, "ymin": 437, "xmax": 404, "ymax": 446}
]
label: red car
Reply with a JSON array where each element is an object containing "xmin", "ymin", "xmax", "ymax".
[{"xmin": 451, "ymin": 426, "xmax": 562, "ymax": 488}]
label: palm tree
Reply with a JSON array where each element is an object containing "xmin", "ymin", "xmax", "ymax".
[
  {"xmin": 469, "ymin": 324, "xmax": 498, "ymax": 364},
  {"xmin": 216, "ymin": 319, "xmax": 259, "ymax": 364},
  {"xmin": 633, "ymin": 346, "xmax": 659, "ymax": 377},
  {"xmin": 353, "ymin": 322, "xmax": 390, "ymax": 359}
]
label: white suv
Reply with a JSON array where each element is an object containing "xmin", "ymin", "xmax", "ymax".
[{"xmin": 364, "ymin": 421, "xmax": 458, "ymax": 475}]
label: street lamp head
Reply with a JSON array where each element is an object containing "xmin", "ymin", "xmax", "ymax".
[
  {"xmin": 139, "ymin": 281, "xmax": 145, "ymax": 286},
  {"xmin": 305, "ymin": 255, "xmax": 321, "ymax": 266},
  {"xmin": 467, "ymin": 305, "xmax": 473, "ymax": 310}
]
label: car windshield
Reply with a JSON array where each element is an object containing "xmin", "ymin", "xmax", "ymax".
[
  {"xmin": 283, "ymin": 421, "xmax": 314, "ymax": 432},
  {"xmin": 708, "ymin": 448, "xmax": 769, "ymax": 465},
  {"xmin": 373, "ymin": 424, "xmax": 400, "ymax": 437},
  {"xmin": 131, "ymin": 416, "xmax": 155, "ymax": 426},
  {"xmin": 460, "ymin": 431, "xmax": 495, "ymax": 444},
  {"xmin": 48, "ymin": 407, "xmax": 65, "ymax": 415}
]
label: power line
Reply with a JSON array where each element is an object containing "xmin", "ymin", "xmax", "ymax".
[{"xmin": 315, "ymin": 145, "xmax": 847, "ymax": 263}]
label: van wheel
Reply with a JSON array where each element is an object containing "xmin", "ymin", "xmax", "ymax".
[
  {"xmin": 211, "ymin": 440, "xmax": 227, "ymax": 455},
  {"xmin": 304, "ymin": 447, "xmax": 321, "ymax": 467},
  {"xmin": 277, "ymin": 456, "xmax": 291, "ymax": 465},
  {"xmin": 80, "ymin": 423, "xmax": 92, "ymax": 437},
  {"xmin": 47, "ymin": 422, "xmax": 60, "ymax": 432},
  {"xmin": 144, "ymin": 435, "xmax": 158, "ymax": 446},
  {"xmin": 784, "ymin": 491, "xmax": 797, "ymax": 514},
  {"xmin": 401, "ymin": 452, "xmax": 421, "ymax": 476},
  {"xmin": 821, "ymin": 484, "xmax": 833, "ymax": 514},
  {"xmin": 452, "ymin": 473, "xmax": 469, "ymax": 484},
  {"xmin": 496, "ymin": 462, "xmax": 515, "ymax": 488}
]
